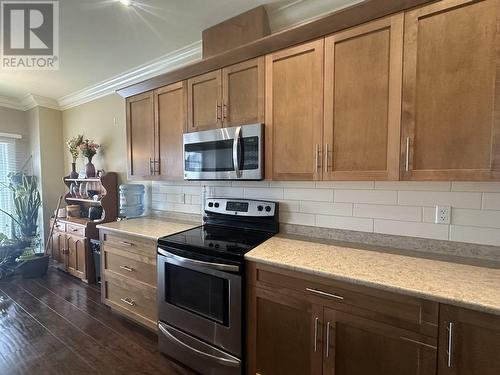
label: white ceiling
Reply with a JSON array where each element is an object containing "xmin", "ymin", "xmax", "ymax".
[{"xmin": 0, "ymin": 0, "xmax": 361, "ymax": 108}]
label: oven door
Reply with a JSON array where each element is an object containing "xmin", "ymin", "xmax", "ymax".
[
  {"xmin": 183, "ymin": 123, "xmax": 263, "ymax": 180},
  {"xmin": 157, "ymin": 247, "xmax": 242, "ymax": 356}
]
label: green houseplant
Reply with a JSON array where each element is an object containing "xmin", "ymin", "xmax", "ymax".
[{"xmin": 0, "ymin": 173, "xmax": 47, "ymax": 278}]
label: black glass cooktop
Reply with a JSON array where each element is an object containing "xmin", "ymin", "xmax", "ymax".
[{"xmin": 158, "ymin": 224, "xmax": 274, "ymax": 261}]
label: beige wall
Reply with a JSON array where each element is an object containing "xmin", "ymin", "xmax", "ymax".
[
  {"xmin": 62, "ymin": 94, "xmax": 127, "ymax": 184},
  {"xmin": 0, "ymin": 106, "xmax": 30, "ymax": 162}
]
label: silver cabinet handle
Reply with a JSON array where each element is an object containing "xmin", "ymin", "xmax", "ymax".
[
  {"xmin": 314, "ymin": 317, "xmax": 319, "ymax": 352},
  {"xmin": 233, "ymin": 126, "xmax": 242, "ymax": 178},
  {"xmin": 120, "ymin": 297, "xmax": 135, "ymax": 306},
  {"xmin": 216, "ymin": 101, "xmax": 222, "ymax": 123},
  {"xmin": 405, "ymin": 136, "xmax": 410, "ymax": 172},
  {"xmin": 119, "ymin": 240, "xmax": 134, "ymax": 246},
  {"xmin": 158, "ymin": 322, "xmax": 240, "ymax": 367},
  {"xmin": 447, "ymin": 322, "xmax": 454, "ymax": 368},
  {"xmin": 315, "ymin": 144, "xmax": 320, "ymax": 173},
  {"xmin": 324, "ymin": 144, "xmax": 329, "ymax": 173},
  {"xmin": 119, "ymin": 265, "xmax": 134, "ymax": 272},
  {"xmin": 149, "ymin": 157, "xmax": 154, "ymax": 175},
  {"xmin": 326, "ymin": 321, "xmax": 331, "ymax": 358},
  {"xmin": 223, "ymin": 103, "xmax": 228, "ymax": 120},
  {"xmin": 306, "ymin": 287, "xmax": 344, "ymax": 301}
]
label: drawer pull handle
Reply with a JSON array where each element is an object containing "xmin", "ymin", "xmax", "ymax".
[
  {"xmin": 72, "ymin": 228, "xmax": 79, "ymax": 232},
  {"xmin": 119, "ymin": 241, "xmax": 134, "ymax": 246},
  {"xmin": 306, "ymin": 288, "xmax": 344, "ymax": 301},
  {"xmin": 120, "ymin": 297, "xmax": 136, "ymax": 306},
  {"xmin": 119, "ymin": 265, "xmax": 134, "ymax": 272}
]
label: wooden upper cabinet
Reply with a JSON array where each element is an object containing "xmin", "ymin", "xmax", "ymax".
[
  {"xmin": 154, "ymin": 82, "xmax": 186, "ymax": 180},
  {"xmin": 323, "ymin": 308, "xmax": 437, "ymax": 375},
  {"xmin": 222, "ymin": 57, "xmax": 265, "ymax": 127},
  {"xmin": 402, "ymin": 0, "xmax": 500, "ymax": 180},
  {"xmin": 126, "ymin": 92, "xmax": 155, "ymax": 179},
  {"xmin": 324, "ymin": 14, "xmax": 403, "ymax": 181},
  {"xmin": 438, "ymin": 305, "xmax": 500, "ymax": 375},
  {"xmin": 187, "ymin": 70, "xmax": 222, "ymax": 132},
  {"xmin": 265, "ymin": 39, "xmax": 324, "ymax": 180}
]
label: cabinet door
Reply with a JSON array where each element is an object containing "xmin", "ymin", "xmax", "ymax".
[
  {"xmin": 323, "ymin": 308, "xmax": 437, "ymax": 375},
  {"xmin": 438, "ymin": 304, "xmax": 500, "ymax": 375},
  {"xmin": 66, "ymin": 235, "xmax": 86, "ymax": 280},
  {"xmin": 126, "ymin": 92, "xmax": 155, "ymax": 179},
  {"xmin": 324, "ymin": 15, "xmax": 403, "ymax": 181},
  {"xmin": 402, "ymin": 0, "xmax": 500, "ymax": 180},
  {"xmin": 50, "ymin": 231, "xmax": 63, "ymax": 264},
  {"xmin": 247, "ymin": 286, "xmax": 323, "ymax": 375},
  {"xmin": 187, "ymin": 70, "xmax": 222, "ymax": 132},
  {"xmin": 222, "ymin": 57, "xmax": 264, "ymax": 127},
  {"xmin": 155, "ymin": 82, "xmax": 186, "ymax": 180},
  {"xmin": 265, "ymin": 39, "xmax": 324, "ymax": 180}
]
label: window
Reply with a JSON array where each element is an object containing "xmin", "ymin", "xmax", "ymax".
[{"xmin": 0, "ymin": 137, "xmax": 18, "ymax": 237}]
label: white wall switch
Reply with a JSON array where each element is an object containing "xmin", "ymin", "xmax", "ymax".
[{"xmin": 435, "ymin": 205, "xmax": 451, "ymax": 224}]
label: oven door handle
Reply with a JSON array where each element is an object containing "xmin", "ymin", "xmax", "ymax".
[
  {"xmin": 158, "ymin": 248, "xmax": 240, "ymax": 273},
  {"xmin": 158, "ymin": 322, "xmax": 240, "ymax": 368},
  {"xmin": 233, "ymin": 126, "xmax": 242, "ymax": 178}
]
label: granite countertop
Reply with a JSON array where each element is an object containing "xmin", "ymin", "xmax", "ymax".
[
  {"xmin": 246, "ymin": 235, "xmax": 500, "ymax": 316},
  {"xmin": 97, "ymin": 217, "xmax": 198, "ymax": 240}
]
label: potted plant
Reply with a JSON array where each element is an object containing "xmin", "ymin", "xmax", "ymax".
[
  {"xmin": 78, "ymin": 139, "xmax": 100, "ymax": 178},
  {"xmin": 0, "ymin": 173, "xmax": 46, "ymax": 278},
  {"xmin": 66, "ymin": 134, "xmax": 84, "ymax": 179}
]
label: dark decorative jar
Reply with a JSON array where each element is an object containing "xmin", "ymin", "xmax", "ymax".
[
  {"xmin": 70, "ymin": 162, "xmax": 79, "ymax": 179},
  {"xmin": 85, "ymin": 156, "xmax": 96, "ymax": 178}
]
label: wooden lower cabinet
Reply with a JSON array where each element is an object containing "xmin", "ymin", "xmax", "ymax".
[
  {"xmin": 100, "ymin": 230, "xmax": 157, "ymax": 331},
  {"xmin": 438, "ymin": 305, "xmax": 500, "ymax": 375},
  {"xmin": 248, "ymin": 262, "xmax": 438, "ymax": 375},
  {"xmin": 66, "ymin": 234, "xmax": 86, "ymax": 280},
  {"xmin": 323, "ymin": 308, "xmax": 437, "ymax": 375}
]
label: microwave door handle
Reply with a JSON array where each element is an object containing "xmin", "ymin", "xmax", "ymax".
[
  {"xmin": 233, "ymin": 126, "xmax": 242, "ymax": 178},
  {"xmin": 158, "ymin": 248, "xmax": 240, "ymax": 273}
]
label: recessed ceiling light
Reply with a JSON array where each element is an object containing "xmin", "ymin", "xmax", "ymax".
[{"xmin": 119, "ymin": 0, "xmax": 132, "ymax": 7}]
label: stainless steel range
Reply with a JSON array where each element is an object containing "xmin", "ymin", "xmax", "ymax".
[{"xmin": 157, "ymin": 198, "xmax": 279, "ymax": 375}]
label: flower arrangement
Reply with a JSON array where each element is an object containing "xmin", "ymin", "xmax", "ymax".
[
  {"xmin": 66, "ymin": 134, "xmax": 84, "ymax": 162},
  {"xmin": 78, "ymin": 139, "xmax": 100, "ymax": 160}
]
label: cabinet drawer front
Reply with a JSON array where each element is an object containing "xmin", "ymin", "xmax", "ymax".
[
  {"xmin": 52, "ymin": 220, "xmax": 66, "ymax": 232},
  {"xmin": 252, "ymin": 264, "xmax": 438, "ymax": 337},
  {"xmin": 103, "ymin": 246, "xmax": 156, "ymax": 286},
  {"xmin": 103, "ymin": 273, "xmax": 157, "ymax": 324},
  {"xmin": 102, "ymin": 231, "xmax": 156, "ymax": 256},
  {"xmin": 66, "ymin": 224, "xmax": 85, "ymax": 237}
]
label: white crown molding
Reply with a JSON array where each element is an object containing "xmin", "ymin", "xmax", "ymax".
[
  {"xmin": 22, "ymin": 94, "xmax": 60, "ymax": 111},
  {"xmin": 0, "ymin": 95, "xmax": 26, "ymax": 111},
  {"xmin": 57, "ymin": 40, "xmax": 203, "ymax": 111}
]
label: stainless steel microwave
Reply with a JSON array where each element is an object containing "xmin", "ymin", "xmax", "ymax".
[{"xmin": 183, "ymin": 123, "xmax": 264, "ymax": 180}]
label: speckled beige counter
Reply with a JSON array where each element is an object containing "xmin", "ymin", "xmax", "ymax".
[
  {"xmin": 246, "ymin": 236, "xmax": 500, "ymax": 316},
  {"xmin": 97, "ymin": 217, "xmax": 197, "ymax": 240}
]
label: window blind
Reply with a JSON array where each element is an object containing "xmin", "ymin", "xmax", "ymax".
[{"xmin": 0, "ymin": 136, "xmax": 21, "ymax": 237}]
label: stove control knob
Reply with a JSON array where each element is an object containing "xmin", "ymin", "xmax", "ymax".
[
  {"xmin": 265, "ymin": 206, "xmax": 272, "ymax": 212},
  {"xmin": 209, "ymin": 243, "xmax": 214, "ymax": 247},
  {"xmin": 214, "ymin": 244, "xmax": 220, "ymax": 249},
  {"xmin": 214, "ymin": 202, "xmax": 220, "ymax": 208},
  {"xmin": 257, "ymin": 205, "xmax": 264, "ymax": 212},
  {"xmin": 208, "ymin": 202, "xmax": 214, "ymax": 208}
]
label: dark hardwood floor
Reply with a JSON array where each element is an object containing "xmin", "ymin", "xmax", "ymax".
[{"xmin": 0, "ymin": 268, "xmax": 196, "ymax": 375}]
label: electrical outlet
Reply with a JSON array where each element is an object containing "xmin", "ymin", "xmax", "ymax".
[{"xmin": 435, "ymin": 205, "xmax": 451, "ymax": 224}]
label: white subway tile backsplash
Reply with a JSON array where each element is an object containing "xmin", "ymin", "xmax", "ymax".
[
  {"xmin": 482, "ymin": 193, "xmax": 500, "ymax": 210},
  {"xmin": 398, "ymin": 191, "xmax": 482, "ymax": 209},
  {"xmin": 315, "ymin": 215, "xmax": 373, "ymax": 232},
  {"xmin": 375, "ymin": 181, "xmax": 451, "ymax": 191},
  {"xmin": 450, "ymin": 225, "xmax": 500, "ymax": 246},
  {"xmin": 374, "ymin": 220, "xmax": 449, "ymax": 240},
  {"xmin": 281, "ymin": 211, "xmax": 315, "ymax": 226},
  {"xmin": 335, "ymin": 190, "xmax": 397, "ymax": 205},
  {"xmin": 285, "ymin": 188, "xmax": 333, "ymax": 202},
  {"xmin": 150, "ymin": 181, "xmax": 500, "ymax": 247},
  {"xmin": 316, "ymin": 181, "xmax": 374, "ymax": 189},
  {"xmin": 244, "ymin": 187, "xmax": 284, "ymax": 200},
  {"xmin": 451, "ymin": 209, "xmax": 500, "ymax": 229},
  {"xmin": 354, "ymin": 204, "xmax": 422, "ymax": 222},
  {"xmin": 300, "ymin": 201, "xmax": 352, "ymax": 216},
  {"xmin": 452, "ymin": 182, "xmax": 500, "ymax": 193}
]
